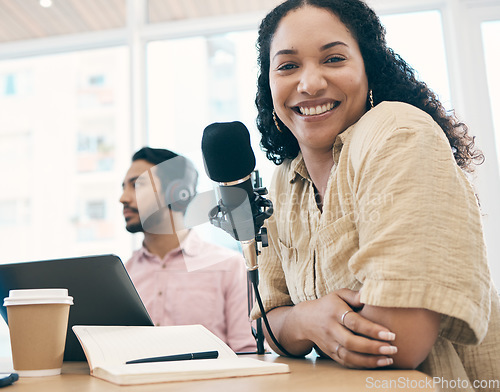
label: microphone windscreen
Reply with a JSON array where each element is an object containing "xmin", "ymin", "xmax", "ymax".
[{"xmin": 201, "ymin": 121, "xmax": 256, "ymax": 183}]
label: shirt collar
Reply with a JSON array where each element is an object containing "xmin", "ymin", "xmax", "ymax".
[
  {"xmin": 288, "ymin": 124, "xmax": 356, "ymax": 184},
  {"xmin": 289, "ymin": 152, "xmax": 308, "ymax": 183},
  {"xmin": 179, "ymin": 230, "xmax": 202, "ymax": 257},
  {"xmin": 136, "ymin": 245, "xmax": 158, "ymax": 262},
  {"xmin": 137, "ymin": 230, "xmax": 200, "ymax": 262}
]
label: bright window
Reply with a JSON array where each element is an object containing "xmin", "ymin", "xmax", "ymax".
[
  {"xmin": 0, "ymin": 47, "xmax": 131, "ymax": 263},
  {"xmin": 380, "ymin": 10, "xmax": 452, "ymax": 108},
  {"xmin": 482, "ymin": 20, "xmax": 500, "ymax": 169},
  {"xmin": 147, "ymin": 30, "xmax": 276, "ymax": 187}
]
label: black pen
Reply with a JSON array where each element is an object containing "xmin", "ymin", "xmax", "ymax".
[{"xmin": 125, "ymin": 350, "xmax": 219, "ymax": 364}]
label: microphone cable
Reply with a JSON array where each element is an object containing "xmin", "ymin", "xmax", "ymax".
[{"xmin": 248, "ymin": 269, "xmax": 296, "ymax": 358}]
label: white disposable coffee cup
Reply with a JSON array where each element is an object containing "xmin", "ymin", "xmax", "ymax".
[{"xmin": 4, "ymin": 288, "xmax": 73, "ymax": 377}]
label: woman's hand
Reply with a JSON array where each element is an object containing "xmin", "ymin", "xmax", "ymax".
[
  {"xmin": 265, "ymin": 289, "xmax": 398, "ymax": 369},
  {"xmin": 302, "ymin": 289, "xmax": 397, "ymax": 369}
]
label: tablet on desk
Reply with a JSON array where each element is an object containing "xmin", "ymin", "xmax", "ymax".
[{"xmin": 0, "ymin": 254, "xmax": 153, "ymax": 361}]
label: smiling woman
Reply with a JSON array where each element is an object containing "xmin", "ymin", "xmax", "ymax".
[
  {"xmin": 250, "ymin": 0, "xmax": 500, "ymax": 386},
  {"xmin": 268, "ymin": 6, "xmax": 369, "ymax": 188}
]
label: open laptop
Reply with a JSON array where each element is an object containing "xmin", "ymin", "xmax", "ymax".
[{"xmin": 0, "ymin": 254, "xmax": 153, "ymax": 361}]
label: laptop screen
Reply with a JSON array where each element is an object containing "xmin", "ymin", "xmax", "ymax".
[{"xmin": 0, "ymin": 254, "xmax": 153, "ymax": 361}]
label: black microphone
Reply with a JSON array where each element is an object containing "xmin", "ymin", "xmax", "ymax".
[
  {"xmin": 201, "ymin": 121, "xmax": 260, "ymax": 271},
  {"xmin": 202, "ymin": 121, "xmax": 290, "ymax": 357}
]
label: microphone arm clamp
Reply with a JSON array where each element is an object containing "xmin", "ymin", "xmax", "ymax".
[{"xmin": 208, "ymin": 170, "xmax": 273, "ymax": 269}]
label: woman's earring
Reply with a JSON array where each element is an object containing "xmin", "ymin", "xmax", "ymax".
[
  {"xmin": 369, "ymin": 89, "xmax": 374, "ymax": 109},
  {"xmin": 273, "ymin": 109, "xmax": 283, "ymax": 133}
]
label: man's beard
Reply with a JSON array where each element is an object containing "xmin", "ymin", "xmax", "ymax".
[
  {"xmin": 125, "ymin": 208, "xmax": 175, "ymax": 235},
  {"xmin": 125, "ymin": 221, "xmax": 144, "ymax": 233}
]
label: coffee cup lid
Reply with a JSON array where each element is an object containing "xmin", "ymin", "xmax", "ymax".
[{"xmin": 3, "ymin": 288, "xmax": 74, "ymax": 306}]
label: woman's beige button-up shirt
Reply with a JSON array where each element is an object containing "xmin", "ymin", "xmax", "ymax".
[{"xmin": 252, "ymin": 102, "xmax": 500, "ymax": 390}]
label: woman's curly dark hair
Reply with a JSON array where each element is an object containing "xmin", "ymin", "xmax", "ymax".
[{"xmin": 255, "ymin": 0, "xmax": 484, "ymax": 171}]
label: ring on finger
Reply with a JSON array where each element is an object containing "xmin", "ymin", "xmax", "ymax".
[
  {"xmin": 340, "ymin": 310, "xmax": 353, "ymax": 327},
  {"xmin": 335, "ymin": 343, "xmax": 342, "ymax": 358}
]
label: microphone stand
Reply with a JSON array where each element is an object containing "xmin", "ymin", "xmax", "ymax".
[
  {"xmin": 208, "ymin": 170, "xmax": 272, "ymax": 355},
  {"xmin": 247, "ymin": 268, "xmax": 265, "ymax": 355}
]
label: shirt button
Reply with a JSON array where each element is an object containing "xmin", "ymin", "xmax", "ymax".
[{"xmin": 162, "ymin": 264, "xmax": 167, "ymax": 269}]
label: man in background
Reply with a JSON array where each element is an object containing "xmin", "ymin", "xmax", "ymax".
[{"xmin": 119, "ymin": 147, "xmax": 256, "ymax": 353}]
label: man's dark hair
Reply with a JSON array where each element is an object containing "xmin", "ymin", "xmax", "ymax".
[{"xmin": 132, "ymin": 147, "xmax": 179, "ymax": 167}]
